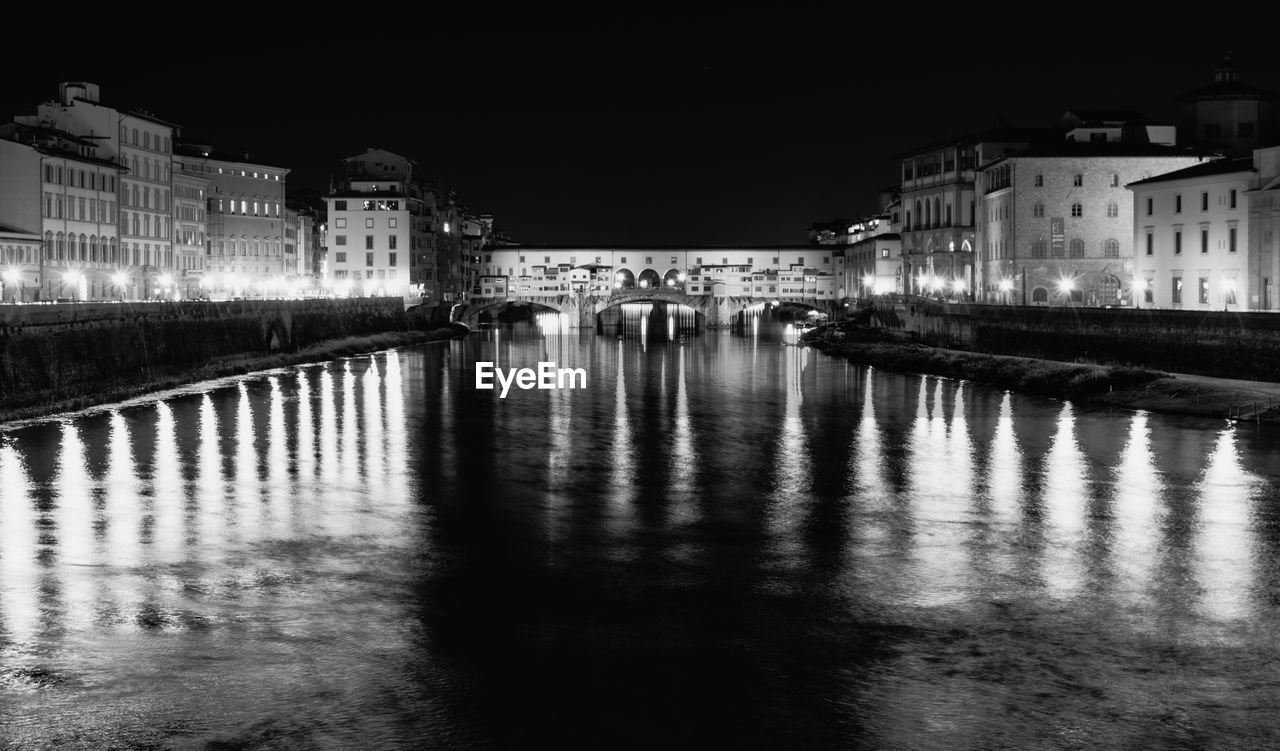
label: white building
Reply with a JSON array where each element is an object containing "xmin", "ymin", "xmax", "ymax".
[
  {"xmin": 175, "ymin": 144, "xmax": 290, "ymax": 297},
  {"xmin": 0, "ymin": 123, "xmax": 121, "ymax": 301},
  {"xmin": 1129, "ymin": 156, "xmax": 1254, "ymax": 310},
  {"xmin": 17, "ymin": 82, "xmax": 178, "ymax": 299}
]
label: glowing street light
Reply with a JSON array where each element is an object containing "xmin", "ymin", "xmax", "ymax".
[
  {"xmin": 3, "ymin": 268, "xmax": 21, "ymax": 302},
  {"xmin": 63, "ymin": 269, "xmax": 82, "ymax": 301}
]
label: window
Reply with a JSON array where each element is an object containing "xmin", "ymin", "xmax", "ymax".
[
  {"xmin": 335, "ymin": 235, "xmax": 347, "ymax": 246},
  {"xmin": 1201, "ymin": 229, "xmax": 1209, "ymax": 253},
  {"xmin": 1071, "ymin": 203, "xmax": 1082, "ymax": 217},
  {"xmin": 1230, "ymin": 189, "xmax": 1238, "ymax": 209},
  {"xmin": 1104, "ymin": 239, "xmax": 1119, "ymax": 258},
  {"xmin": 1201, "ymin": 192, "xmax": 1209, "ymax": 211},
  {"xmin": 645, "ymin": 256, "xmax": 653, "ymax": 264},
  {"xmin": 1032, "ymin": 287, "xmax": 1048, "ymax": 303},
  {"xmin": 1106, "ymin": 203, "xmax": 1119, "ymax": 218},
  {"xmin": 366, "ymin": 235, "xmax": 374, "ymax": 249},
  {"xmin": 1174, "ymin": 231, "xmax": 1182, "ymax": 254},
  {"xmin": 1144, "ymin": 277, "xmax": 1154, "ymax": 304},
  {"xmin": 1033, "ymin": 203, "xmax": 1044, "ymax": 218},
  {"xmin": 1175, "ymin": 195, "xmax": 1182, "ymax": 213},
  {"xmin": 1147, "ymin": 197, "xmax": 1153, "ymax": 216},
  {"xmin": 1198, "ymin": 277, "xmax": 1209, "ymax": 304},
  {"xmin": 772, "ymin": 257, "xmax": 779, "ymax": 265},
  {"xmin": 335, "ymin": 252, "xmax": 347, "ymax": 263},
  {"xmin": 1034, "ymin": 174, "xmax": 1043, "ymax": 187},
  {"xmin": 1172, "ymin": 276, "xmax": 1182, "ymax": 304},
  {"xmin": 1073, "ymin": 174, "xmax": 1083, "ymax": 187},
  {"xmin": 334, "ymin": 200, "xmax": 347, "ymax": 211},
  {"xmin": 1111, "ymin": 174, "xmax": 1120, "ymax": 187},
  {"xmin": 1069, "ymin": 239, "xmax": 1084, "ymax": 258},
  {"xmin": 335, "ymin": 218, "xmax": 346, "ymax": 228},
  {"xmin": 388, "ymin": 236, "xmax": 397, "ymax": 250},
  {"xmin": 1230, "ymin": 227, "xmax": 1238, "ymax": 253},
  {"xmin": 1146, "ymin": 233, "xmax": 1153, "ymax": 256},
  {"xmin": 365, "ymin": 218, "xmax": 374, "ymax": 228},
  {"xmin": 880, "ymin": 248, "xmax": 890, "ymax": 258},
  {"xmin": 366, "ymin": 252, "xmax": 374, "ymax": 267},
  {"xmin": 388, "ymin": 253, "xmax": 397, "ymax": 266},
  {"xmin": 1032, "ymin": 240, "xmax": 1047, "ymax": 258},
  {"xmin": 544, "ymin": 256, "xmax": 551, "ymax": 264}
]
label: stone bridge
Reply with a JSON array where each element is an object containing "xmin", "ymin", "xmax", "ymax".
[{"xmin": 458, "ymin": 289, "xmax": 833, "ymax": 330}]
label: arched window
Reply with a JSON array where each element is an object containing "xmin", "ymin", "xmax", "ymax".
[
  {"xmin": 924, "ymin": 200, "xmax": 931, "ymax": 228},
  {"xmin": 1069, "ymin": 239, "xmax": 1085, "ymax": 258},
  {"xmin": 1071, "ymin": 203, "xmax": 1083, "ymax": 217},
  {"xmin": 109, "ymin": 238, "xmax": 118, "ymax": 264},
  {"xmin": 79, "ymin": 234, "xmax": 88, "ymax": 261},
  {"xmin": 1106, "ymin": 202, "xmax": 1119, "ymax": 218},
  {"xmin": 1032, "ymin": 286, "xmax": 1049, "ymax": 303},
  {"xmin": 1103, "ymin": 239, "xmax": 1119, "ymax": 258},
  {"xmin": 143, "ymin": 131, "xmax": 150, "ymax": 149},
  {"xmin": 1033, "ymin": 203, "xmax": 1045, "ymax": 218},
  {"xmin": 45, "ymin": 231, "xmax": 53, "ymax": 260},
  {"xmin": 933, "ymin": 197, "xmax": 940, "ymax": 228},
  {"xmin": 132, "ymin": 128, "xmax": 139, "ymax": 145},
  {"xmin": 90, "ymin": 236, "xmax": 99, "ymax": 262},
  {"xmin": 55, "ymin": 232, "xmax": 65, "ymax": 260},
  {"xmin": 914, "ymin": 200, "xmax": 922, "ymax": 229}
]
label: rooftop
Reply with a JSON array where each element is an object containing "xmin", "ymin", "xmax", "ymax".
[{"xmin": 1126, "ymin": 156, "xmax": 1254, "ymax": 187}]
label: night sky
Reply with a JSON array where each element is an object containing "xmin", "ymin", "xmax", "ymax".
[{"xmin": 4, "ymin": 23, "xmax": 1279, "ymax": 245}]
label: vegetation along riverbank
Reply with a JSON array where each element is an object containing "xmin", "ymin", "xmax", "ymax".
[
  {"xmin": 801, "ymin": 321, "xmax": 1280, "ymax": 425},
  {"xmin": 0, "ymin": 326, "xmax": 463, "ymax": 428}
]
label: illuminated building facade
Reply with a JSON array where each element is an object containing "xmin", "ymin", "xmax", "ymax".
[
  {"xmin": 1129, "ymin": 156, "xmax": 1254, "ymax": 310},
  {"xmin": 899, "ymin": 129, "xmax": 1050, "ymax": 300},
  {"xmin": 977, "ymin": 144, "xmax": 1209, "ymax": 306},
  {"xmin": 175, "ymin": 144, "xmax": 290, "ymax": 297},
  {"xmin": 0, "ymin": 123, "xmax": 121, "ymax": 301},
  {"xmin": 13, "ymin": 82, "xmax": 174, "ymax": 299}
]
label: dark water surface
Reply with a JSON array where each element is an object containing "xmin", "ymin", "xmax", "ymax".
[{"xmin": 3, "ymin": 322, "xmax": 1280, "ymax": 749}]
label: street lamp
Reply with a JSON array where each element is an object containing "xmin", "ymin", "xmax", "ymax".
[
  {"xmin": 112, "ymin": 271, "xmax": 129, "ymax": 301},
  {"xmin": 1057, "ymin": 276, "xmax": 1077, "ymax": 305},
  {"xmin": 158, "ymin": 273, "xmax": 173, "ymax": 300},
  {"xmin": 3, "ymin": 268, "xmax": 22, "ymax": 303},
  {"xmin": 998, "ymin": 277, "xmax": 1014, "ymax": 304},
  {"xmin": 63, "ymin": 269, "xmax": 82, "ymax": 301}
]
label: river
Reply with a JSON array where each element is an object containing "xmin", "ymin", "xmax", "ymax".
[{"xmin": 2, "ymin": 315, "xmax": 1279, "ymax": 749}]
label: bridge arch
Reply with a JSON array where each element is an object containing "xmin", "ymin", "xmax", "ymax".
[
  {"xmin": 661, "ymin": 268, "xmax": 683, "ymax": 288},
  {"xmin": 469, "ymin": 299, "xmax": 564, "ymax": 326},
  {"xmin": 614, "ymin": 268, "xmax": 636, "ymax": 290},
  {"xmin": 637, "ymin": 268, "xmax": 661, "ymax": 289}
]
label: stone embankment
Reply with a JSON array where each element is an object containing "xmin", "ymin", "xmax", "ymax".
[
  {"xmin": 801, "ymin": 320, "xmax": 1280, "ymax": 425},
  {"xmin": 0, "ymin": 298, "xmax": 465, "ymax": 426}
]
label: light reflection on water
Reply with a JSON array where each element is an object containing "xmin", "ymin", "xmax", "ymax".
[{"xmin": 1, "ymin": 328, "xmax": 1279, "ymax": 749}]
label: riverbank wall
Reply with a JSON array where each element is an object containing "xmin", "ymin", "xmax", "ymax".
[
  {"xmin": 0, "ymin": 297, "xmax": 413, "ymax": 417},
  {"xmin": 870, "ymin": 299, "xmax": 1280, "ymax": 382}
]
